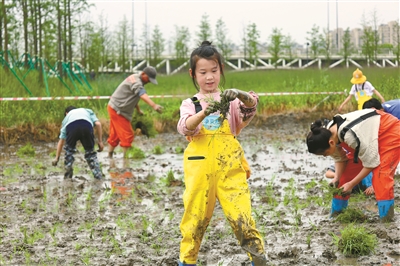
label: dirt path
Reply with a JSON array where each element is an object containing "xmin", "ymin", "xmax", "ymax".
[{"xmin": 1, "ymin": 112, "xmax": 399, "ymax": 265}]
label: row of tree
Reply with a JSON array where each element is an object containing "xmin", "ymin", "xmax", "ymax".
[{"xmin": 1, "ymin": 1, "xmax": 399, "ymax": 74}]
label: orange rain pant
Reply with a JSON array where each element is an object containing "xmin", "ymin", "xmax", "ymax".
[
  {"xmin": 335, "ymin": 110, "xmax": 400, "ymax": 202},
  {"xmin": 107, "ymin": 105, "xmax": 134, "ymax": 148}
]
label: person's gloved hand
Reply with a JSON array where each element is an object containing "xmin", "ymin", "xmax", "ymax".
[
  {"xmin": 52, "ymin": 158, "xmax": 59, "ymax": 166},
  {"xmin": 221, "ymin": 89, "xmax": 239, "ymax": 102},
  {"xmin": 204, "ymin": 102, "xmax": 218, "ymax": 116}
]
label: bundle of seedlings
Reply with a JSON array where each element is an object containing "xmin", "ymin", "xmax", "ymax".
[
  {"xmin": 334, "ymin": 207, "xmax": 367, "ymax": 223},
  {"xmin": 203, "ymin": 90, "xmax": 231, "ymax": 123},
  {"xmin": 332, "ymin": 223, "xmax": 377, "ymax": 256}
]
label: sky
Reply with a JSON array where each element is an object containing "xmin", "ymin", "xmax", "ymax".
[{"xmin": 89, "ymin": 0, "xmax": 399, "ymax": 48}]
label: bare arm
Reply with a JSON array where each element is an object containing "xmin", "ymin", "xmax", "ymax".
[
  {"xmin": 52, "ymin": 139, "xmax": 65, "ymax": 166},
  {"xmin": 338, "ymin": 95, "xmax": 352, "ymax": 112},
  {"xmin": 140, "ymin": 93, "xmax": 163, "ymax": 113},
  {"xmin": 185, "ymin": 110, "xmax": 208, "ymax": 131},
  {"xmin": 373, "ymin": 89, "xmax": 385, "ymax": 103},
  {"xmin": 236, "ymin": 90, "xmax": 257, "ymax": 107},
  {"xmin": 94, "ymin": 121, "xmax": 104, "ymax": 152}
]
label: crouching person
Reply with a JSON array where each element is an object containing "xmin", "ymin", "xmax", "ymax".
[
  {"xmin": 53, "ymin": 106, "xmax": 104, "ymax": 179},
  {"xmin": 306, "ymin": 108, "xmax": 400, "ymax": 222}
]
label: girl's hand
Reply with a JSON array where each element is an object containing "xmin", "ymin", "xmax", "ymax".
[
  {"xmin": 329, "ymin": 176, "xmax": 339, "ymax": 188},
  {"xmin": 204, "ymin": 102, "xmax": 218, "ymax": 116},
  {"xmin": 221, "ymin": 89, "xmax": 239, "ymax": 101},
  {"xmin": 340, "ymin": 182, "xmax": 353, "ymax": 196}
]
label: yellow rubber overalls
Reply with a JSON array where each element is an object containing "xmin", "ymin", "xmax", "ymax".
[
  {"xmin": 179, "ymin": 115, "xmax": 266, "ymax": 265},
  {"xmin": 355, "ymin": 83, "xmax": 371, "ymax": 110}
]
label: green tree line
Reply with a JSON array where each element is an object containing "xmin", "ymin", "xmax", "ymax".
[{"xmin": 1, "ymin": 2, "xmax": 399, "ymax": 74}]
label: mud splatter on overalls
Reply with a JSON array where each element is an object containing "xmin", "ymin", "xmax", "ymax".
[{"xmin": 179, "ymin": 115, "xmax": 266, "ymax": 265}]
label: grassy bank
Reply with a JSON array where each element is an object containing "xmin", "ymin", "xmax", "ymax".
[{"xmin": 1, "ymin": 67, "xmax": 399, "ymax": 143}]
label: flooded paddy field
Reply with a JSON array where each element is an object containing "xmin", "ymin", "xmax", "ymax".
[{"xmin": 1, "ymin": 112, "xmax": 399, "ymax": 266}]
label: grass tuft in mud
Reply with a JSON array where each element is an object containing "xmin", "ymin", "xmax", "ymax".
[
  {"xmin": 332, "ymin": 223, "xmax": 377, "ymax": 256},
  {"xmin": 16, "ymin": 142, "xmax": 36, "ymax": 158},
  {"xmin": 125, "ymin": 146, "xmax": 146, "ymax": 159},
  {"xmin": 334, "ymin": 207, "xmax": 367, "ymax": 223}
]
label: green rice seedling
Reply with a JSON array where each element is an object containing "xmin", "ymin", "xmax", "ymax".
[
  {"xmin": 153, "ymin": 145, "xmax": 163, "ymax": 155},
  {"xmin": 305, "ymin": 179, "xmax": 318, "ymax": 190},
  {"xmin": 334, "ymin": 207, "xmax": 367, "ymax": 223},
  {"xmin": 306, "ymin": 233, "xmax": 312, "ymax": 248},
  {"xmin": 49, "ymin": 222, "xmax": 61, "ymax": 240},
  {"xmin": 151, "ymin": 238, "xmax": 163, "ymax": 255},
  {"xmin": 66, "ymin": 192, "xmax": 76, "ymax": 207},
  {"xmin": 332, "ymin": 223, "xmax": 377, "ymax": 256},
  {"xmin": 175, "ymin": 146, "xmax": 184, "ymax": 153},
  {"xmin": 24, "ymin": 250, "xmax": 31, "ymax": 265},
  {"xmin": 21, "ymin": 226, "xmax": 44, "ymax": 245},
  {"xmin": 86, "ymin": 189, "xmax": 92, "ymax": 201},
  {"xmin": 16, "ymin": 142, "xmax": 36, "ymax": 158},
  {"xmin": 33, "ymin": 162, "xmax": 46, "ymax": 175},
  {"xmin": 161, "ymin": 169, "xmax": 175, "ymax": 187},
  {"xmin": 125, "ymin": 146, "xmax": 145, "ymax": 159},
  {"xmin": 42, "ymin": 188, "xmax": 47, "ymax": 203},
  {"xmin": 75, "ymin": 243, "xmax": 83, "ymax": 251},
  {"xmin": 1, "ymin": 176, "xmax": 18, "ymax": 185},
  {"xmin": 262, "ymin": 176, "xmax": 278, "ymax": 207}
]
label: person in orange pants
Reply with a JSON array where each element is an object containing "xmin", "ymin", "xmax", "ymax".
[
  {"xmin": 306, "ymin": 108, "xmax": 400, "ymax": 221},
  {"xmin": 107, "ymin": 66, "xmax": 163, "ymax": 158}
]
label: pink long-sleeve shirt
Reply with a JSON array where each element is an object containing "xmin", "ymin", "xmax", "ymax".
[{"xmin": 177, "ymin": 91, "xmax": 259, "ymax": 137}]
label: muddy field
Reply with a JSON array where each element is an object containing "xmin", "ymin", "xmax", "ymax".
[{"xmin": 1, "ymin": 112, "xmax": 399, "ymax": 266}]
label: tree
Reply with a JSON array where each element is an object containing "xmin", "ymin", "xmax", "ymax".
[
  {"xmin": 140, "ymin": 22, "xmax": 150, "ymax": 62},
  {"xmin": 115, "ymin": 15, "xmax": 131, "ymax": 72},
  {"xmin": 306, "ymin": 24, "xmax": 322, "ymax": 58},
  {"xmin": 215, "ymin": 18, "xmax": 232, "ymax": 60},
  {"xmin": 267, "ymin": 28, "xmax": 284, "ymax": 68},
  {"xmin": 173, "ymin": 25, "xmax": 190, "ymax": 66},
  {"xmin": 282, "ymin": 34, "xmax": 296, "ymax": 61},
  {"xmin": 342, "ymin": 27, "xmax": 353, "ymax": 63},
  {"xmin": 246, "ymin": 22, "xmax": 260, "ymax": 65},
  {"xmin": 196, "ymin": 13, "xmax": 212, "ymax": 45},
  {"xmin": 360, "ymin": 13, "xmax": 375, "ymax": 63},
  {"xmin": 1, "ymin": 0, "xmax": 9, "ymax": 72},
  {"xmin": 320, "ymin": 28, "xmax": 331, "ymax": 62},
  {"xmin": 151, "ymin": 25, "xmax": 165, "ymax": 64}
]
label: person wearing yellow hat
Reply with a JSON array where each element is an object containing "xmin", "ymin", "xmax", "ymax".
[{"xmin": 338, "ymin": 68, "xmax": 385, "ymax": 112}]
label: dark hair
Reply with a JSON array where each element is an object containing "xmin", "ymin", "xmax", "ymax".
[
  {"xmin": 65, "ymin": 106, "xmax": 77, "ymax": 116},
  {"xmin": 189, "ymin": 41, "xmax": 225, "ymax": 91},
  {"xmin": 362, "ymin": 98, "xmax": 383, "ymax": 110},
  {"xmin": 306, "ymin": 119, "xmax": 332, "ymax": 154}
]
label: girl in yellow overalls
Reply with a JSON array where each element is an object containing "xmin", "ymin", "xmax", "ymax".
[{"xmin": 177, "ymin": 41, "xmax": 267, "ymax": 266}]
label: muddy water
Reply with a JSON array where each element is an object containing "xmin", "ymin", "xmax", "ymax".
[{"xmin": 1, "ymin": 113, "xmax": 399, "ymax": 266}]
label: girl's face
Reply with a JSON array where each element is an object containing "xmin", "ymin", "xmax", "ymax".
[{"xmin": 191, "ymin": 58, "xmax": 221, "ymax": 94}]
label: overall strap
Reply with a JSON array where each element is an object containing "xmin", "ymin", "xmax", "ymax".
[
  {"xmin": 339, "ymin": 110, "xmax": 379, "ymax": 163},
  {"xmin": 191, "ymin": 97, "xmax": 202, "ymax": 114}
]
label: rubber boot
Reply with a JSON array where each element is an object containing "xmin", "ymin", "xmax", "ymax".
[
  {"xmin": 377, "ymin": 200, "xmax": 394, "ymax": 222},
  {"xmin": 331, "ymin": 198, "xmax": 348, "ymax": 216}
]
